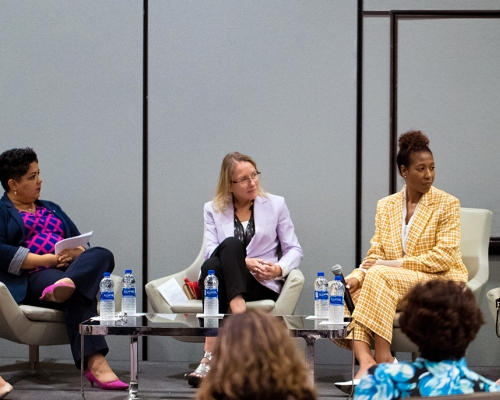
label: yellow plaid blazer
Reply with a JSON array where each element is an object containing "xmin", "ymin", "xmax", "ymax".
[{"xmin": 351, "ymin": 186, "xmax": 468, "ymax": 284}]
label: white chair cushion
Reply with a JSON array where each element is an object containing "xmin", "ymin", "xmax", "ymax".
[
  {"xmin": 171, "ymin": 300, "xmax": 203, "ymax": 314},
  {"xmin": 246, "ymin": 300, "xmax": 275, "ymax": 312},
  {"xmin": 19, "ymin": 304, "xmax": 65, "ymax": 323},
  {"xmin": 169, "ymin": 299, "xmax": 277, "ymax": 314}
]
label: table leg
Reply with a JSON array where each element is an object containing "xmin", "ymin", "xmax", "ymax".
[
  {"xmin": 303, "ymin": 335, "xmax": 317, "ymax": 385},
  {"xmin": 81, "ymin": 333, "xmax": 85, "ymax": 399},
  {"xmin": 128, "ymin": 335, "xmax": 139, "ymax": 399},
  {"xmin": 349, "ymin": 327, "xmax": 355, "ymax": 399}
]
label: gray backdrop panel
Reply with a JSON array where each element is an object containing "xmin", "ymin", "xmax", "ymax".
[
  {"xmin": 0, "ymin": 0, "xmax": 143, "ymax": 362},
  {"xmin": 147, "ymin": 0, "xmax": 357, "ymax": 362},
  {"xmin": 397, "ymin": 18, "xmax": 500, "ymax": 236}
]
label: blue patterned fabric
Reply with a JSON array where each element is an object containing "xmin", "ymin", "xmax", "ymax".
[{"xmin": 355, "ymin": 357, "xmax": 500, "ymax": 399}]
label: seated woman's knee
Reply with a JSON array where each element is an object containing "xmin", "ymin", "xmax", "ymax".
[
  {"xmin": 220, "ymin": 237, "xmax": 245, "ymax": 249},
  {"xmin": 85, "ymin": 247, "xmax": 114, "ymax": 262}
]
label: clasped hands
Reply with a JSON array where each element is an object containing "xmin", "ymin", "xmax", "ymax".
[
  {"xmin": 246, "ymin": 258, "xmax": 282, "ymax": 280},
  {"xmin": 46, "ymin": 247, "xmax": 85, "ymax": 268}
]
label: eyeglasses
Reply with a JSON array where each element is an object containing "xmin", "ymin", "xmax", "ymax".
[{"xmin": 232, "ymin": 171, "xmax": 261, "ymax": 186}]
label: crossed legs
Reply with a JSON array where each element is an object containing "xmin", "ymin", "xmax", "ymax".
[{"xmin": 23, "ymin": 247, "xmax": 123, "ymax": 385}]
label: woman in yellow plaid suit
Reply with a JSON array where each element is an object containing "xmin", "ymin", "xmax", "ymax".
[{"xmin": 335, "ymin": 130, "xmax": 468, "ymax": 391}]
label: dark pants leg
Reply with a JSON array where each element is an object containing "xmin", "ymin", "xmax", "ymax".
[
  {"xmin": 198, "ymin": 237, "xmax": 279, "ymax": 313},
  {"xmin": 23, "ymin": 247, "xmax": 115, "ymax": 369}
]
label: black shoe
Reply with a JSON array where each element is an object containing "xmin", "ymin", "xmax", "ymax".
[
  {"xmin": 334, "ymin": 379, "xmax": 360, "ymax": 394},
  {"xmin": 184, "ymin": 351, "xmax": 213, "ymax": 388},
  {"xmin": 186, "ymin": 373, "xmax": 202, "ymax": 388}
]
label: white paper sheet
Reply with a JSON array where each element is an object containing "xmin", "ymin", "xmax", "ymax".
[
  {"xmin": 157, "ymin": 278, "xmax": 189, "ymax": 306},
  {"xmin": 319, "ymin": 321, "xmax": 349, "ymax": 326},
  {"xmin": 55, "ymin": 231, "xmax": 93, "ymax": 254}
]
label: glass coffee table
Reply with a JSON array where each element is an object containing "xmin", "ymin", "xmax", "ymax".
[{"xmin": 79, "ymin": 313, "xmax": 354, "ymax": 399}]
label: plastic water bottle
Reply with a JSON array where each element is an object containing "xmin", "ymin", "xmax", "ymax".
[
  {"xmin": 329, "ymin": 275, "xmax": 345, "ymax": 324},
  {"xmin": 121, "ymin": 269, "xmax": 136, "ymax": 316},
  {"xmin": 204, "ymin": 270, "xmax": 219, "ymax": 328},
  {"xmin": 314, "ymin": 272, "xmax": 329, "ymax": 318},
  {"xmin": 99, "ymin": 272, "xmax": 115, "ymax": 320}
]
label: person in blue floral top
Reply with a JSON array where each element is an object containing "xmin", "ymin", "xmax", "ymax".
[{"xmin": 355, "ymin": 280, "xmax": 500, "ymax": 399}]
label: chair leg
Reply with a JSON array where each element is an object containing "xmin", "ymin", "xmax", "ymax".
[
  {"xmin": 29, "ymin": 345, "xmax": 39, "ymax": 371},
  {"xmin": 0, "ymin": 345, "xmax": 73, "ymax": 378}
]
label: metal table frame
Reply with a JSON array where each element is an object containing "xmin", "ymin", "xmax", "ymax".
[{"xmin": 79, "ymin": 314, "xmax": 354, "ymax": 399}]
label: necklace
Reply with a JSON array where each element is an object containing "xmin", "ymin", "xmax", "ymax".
[{"xmin": 19, "ymin": 204, "xmax": 36, "ymax": 214}]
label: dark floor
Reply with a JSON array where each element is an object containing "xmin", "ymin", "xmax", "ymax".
[
  {"xmin": 1, "ymin": 358, "xmax": 500, "ymax": 400},
  {"xmin": 0, "ymin": 358, "xmax": 355, "ymax": 400}
]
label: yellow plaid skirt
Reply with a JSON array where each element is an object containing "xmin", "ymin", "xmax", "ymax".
[{"xmin": 334, "ymin": 265, "xmax": 454, "ymax": 349}]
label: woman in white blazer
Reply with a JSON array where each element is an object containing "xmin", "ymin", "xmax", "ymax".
[{"xmin": 186, "ymin": 152, "xmax": 303, "ymax": 387}]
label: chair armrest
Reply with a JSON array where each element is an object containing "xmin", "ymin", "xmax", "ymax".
[
  {"xmin": 467, "ymin": 272, "xmax": 488, "ymax": 306},
  {"xmin": 145, "ymin": 276, "xmax": 175, "ymax": 314},
  {"xmin": 0, "ymin": 282, "xmax": 31, "ymax": 343},
  {"xmin": 0, "ymin": 282, "xmax": 69, "ymax": 346},
  {"xmin": 146, "ymin": 269, "xmax": 201, "ymax": 313},
  {"xmin": 146, "ymin": 242, "xmax": 206, "ymax": 313},
  {"xmin": 487, "ymin": 287, "xmax": 500, "ymax": 321}
]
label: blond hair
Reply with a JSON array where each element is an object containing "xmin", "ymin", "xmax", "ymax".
[
  {"xmin": 196, "ymin": 310, "xmax": 316, "ymax": 400},
  {"xmin": 213, "ymin": 152, "xmax": 266, "ymax": 213}
]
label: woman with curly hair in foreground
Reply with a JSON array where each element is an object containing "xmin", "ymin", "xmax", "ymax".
[
  {"xmin": 195, "ymin": 309, "xmax": 316, "ymax": 400},
  {"xmin": 355, "ymin": 280, "xmax": 500, "ymax": 399}
]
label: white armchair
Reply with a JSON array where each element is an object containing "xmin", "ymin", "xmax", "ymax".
[
  {"xmin": 487, "ymin": 287, "xmax": 500, "ymax": 331},
  {"xmin": 146, "ymin": 236, "xmax": 305, "ymax": 316},
  {"xmin": 391, "ymin": 207, "xmax": 493, "ymax": 357},
  {"xmin": 0, "ymin": 274, "xmax": 122, "ymax": 372}
]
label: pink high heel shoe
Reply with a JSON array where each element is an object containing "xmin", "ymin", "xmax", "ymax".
[
  {"xmin": 84, "ymin": 369, "xmax": 129, "ymax": 390},
  {"xmin": 39, "ymin": 282, "xmax": 76, "ymax": 303}
]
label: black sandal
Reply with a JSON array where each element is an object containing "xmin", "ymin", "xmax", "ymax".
[{"xmin": 184, "ymin": 351, "xmax": 213, "ymax": 388}]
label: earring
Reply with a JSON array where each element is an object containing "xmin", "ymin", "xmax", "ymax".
[{"xmin": 14, "ymin": 190, "xmax": 17, "ymax": 195}]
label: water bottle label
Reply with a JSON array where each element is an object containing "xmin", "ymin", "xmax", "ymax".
[
  {"xmin": 122, "ymin": 287, "xmax": 136, "ymax": 297},
  {"xmin": 205, "ymin": 288, "xmax": 218, "ymax": 298},
  {"xmin": 100, "ymin": 291, "xmax": 114, "ymax": 301},
  {"xmin": 315, "ymin": 290, "xmax": 328, "ymax": 301},
  {"xmin": 330, "ymin": 295, "xmax": 343, "ymax": 306}
]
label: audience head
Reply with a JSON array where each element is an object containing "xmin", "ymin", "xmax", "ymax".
[
  {"xmin": 399, "ymin": 279, "xmax": 484, "ymax": 361},
  {"xmin": 214, "ymin": 152, "xmax": 265, "ymax": 212},
  {"xmin": 196, "ymin": 309, "xmax": 316, "ymax": 400},
  {"xmin": 0, "ymin": 147, "xmax": 38, "ymax": 192}
]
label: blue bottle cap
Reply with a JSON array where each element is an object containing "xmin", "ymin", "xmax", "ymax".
[
  {"xmin": 317, "ymin": 272, "xmax": 324, "ymax": 276},
  {"xmin": 103, "ymin": 272, "xmax": 110, "ymax": 277},
  {"xmin": 334, "ymin": 275, "xmax": 342, "ymax": 281},
  {"xmin": 208, "ymin": 270, "xmax": 215, "ymax": 275},
  {"xmin": 125, "ymin": 269, "xmax": 132, "ymax": 274}
]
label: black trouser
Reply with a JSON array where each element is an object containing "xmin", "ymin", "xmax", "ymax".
[
  {"xmin": 198, "ymin": 237, "xmax": 279, "ymax": 313},
  {"xmin": 23, "ymin": 247, "xmax": 115, "ymax": 369}
]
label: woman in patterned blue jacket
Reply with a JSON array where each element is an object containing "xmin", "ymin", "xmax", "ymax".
[{"xmin": 355, "ymin": 280, "xmax": 500, "ymax": 399}]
